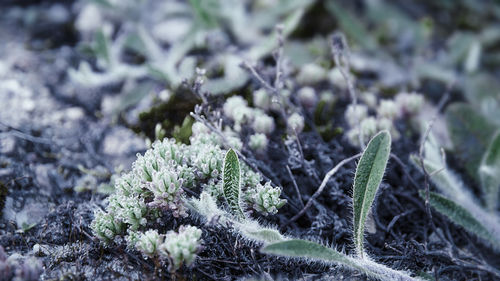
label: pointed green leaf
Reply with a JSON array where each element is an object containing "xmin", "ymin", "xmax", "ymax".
[
  {"xmin": 420, "ymin": 191, "xmax": 499, "ymax": 248},
  {"xmin": 479, "ymin": 130, "xmax": 500, "ymax": 211},
  {"xmin": 245, "ymin": 229, "xmax": 284, "ymax": 243},
  {"xmin": 445, "ymin": 102, "xmax": 496, "ymax": 182},
  {"xmin": 262, "ymin": 239, "xmax": 419, "ymax": 280},
  {"xmin": 94, "ymin": 29, "xmax": 111, "ymax": 67},
  {"xmin": 353, "ymin": 131, "xmax": 391, "ymax": 257},
  {"xmin": 262, "ymin": 239, "xmax": 351, "ymax": 264},
  {"xmin": 222, "ymin": 149, "xmax": 245, "ymax": 220}
]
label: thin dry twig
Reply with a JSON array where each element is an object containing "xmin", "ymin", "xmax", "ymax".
[
  {"xmin": 284, "ymin": 152, "xmax": 362, "ymax": 226},
  {"xmin": 417, "ymin": 82, "xmax": 453, "ymax": 223},
  {"xmin": 330, "ymin": 32, "xmax": 364, "ymax": 149},
  {"xmin": 286, "ymin": 165, "xmax": 304, "ymax": 208}
]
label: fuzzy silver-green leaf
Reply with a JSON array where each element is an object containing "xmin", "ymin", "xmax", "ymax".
[
  {"xmin": 222, "ymin": 149, "xmax": 245, "ymax": 219},
  {"xmin": 353, "ymin": 130, "xmax": 391, "ymax": 257},
  {"xmin": 479, "ymin": 130, "xmax": 500, "ymax": 212},
  {"xmin": 262, "ymin": 239, "xmax": 419, "ymax": 280},
  {"xmin": 420, "ymin": 190, "xmax": 499, "ymax": 248},
  {"xmin": 445, "ymin": 102, "xmax": 496, "ymax": 183},
  {"xmin": 245, "ymin": 229, "xmax": 284, "ymax": 243},
  {"xmin": 262, "ymin": 239, "xmax": 351, "ymax": 264}
]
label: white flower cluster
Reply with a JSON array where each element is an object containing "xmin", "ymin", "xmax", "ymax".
[
  {"xmin": 224, "ymin": 96, "xmax": 276, "ymax": 135},
  {"xmin": 345, "ymin": 92, "xmax": 424, "ymax": 147},
  {"xmin": 134, "ymin": 226, "xmax": 203, "ymax": 271}
]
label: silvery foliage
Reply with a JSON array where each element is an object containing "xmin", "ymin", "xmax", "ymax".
[
  {"xmin": 132, "ymin": 226, "xmax": 202, "ymax": 271},
  {"xmin": 92, "ymin": 124, "xmax": 286, "ymax": 248}
]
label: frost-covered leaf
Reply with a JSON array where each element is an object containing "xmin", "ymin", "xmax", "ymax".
[
  {"xmin": 353, "ymin": 131, "xmax": 391, "ymax": 257},
  {"xmin": 222, "ymin": 149, "xmax": 245, "ymax": 220},
  {"xmin": 94, "ymin": 29, "xmax": 111, "ymax": 67},
  {"xmin": 445, "ymin": 102, "xmax": 496, "ymax": 182},
  {"xmin": 244, "ymin": 229, "xmax": 284, "ymax": 243},
  {"xmin": 479, "ymin": 130, "xmax": 500, "ymax": 211},
  {"xmin": 262, "ymin": 239, "xmax": 419, "ymax": 280},
  {"xmin": 463, "ymin": 74, "xmax": 500, "ymax": 126},
  {"xmin": 420, "ymin": 191, "xmax": 500, "ymax": 248},
  {"xmin": 262, "ymin": 239, "xmax": 351, "ymax": 264},
  {"xmin": 325, "ymin": 1, "xmax": 377, "ymax": 50}
]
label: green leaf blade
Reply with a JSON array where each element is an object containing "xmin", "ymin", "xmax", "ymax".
[
  {"xmin": 222, "ymin": 149, "xmax": 245, "ymax": 220},
  {"xmin": 480, "ymin": 130, "xmax": 500, "ymax": 211},
  {"xmin": 262, "ymin": 239, "xmax": 419, "ymax": 280},
  {"xmin": 353, "ymin": 130, "xmax": 391, "ymax": 257},
  {"xmin": 245, "ymin": 229, "xmax": 284, "ymax": 243},
  {"xmin": 420, "ymin": 191, "xmax": 499, "ymax": 248},
  {"xmin": 262, "ymin": 239, "xmax": 351, "ymax": 264},
  {"xmin": 445, "ymin": 102, "xmax": 496, "ymax": 182}
]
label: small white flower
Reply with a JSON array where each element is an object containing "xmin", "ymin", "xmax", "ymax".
[
  {"xmin": 252, "ymin": 114, "xmax": 275, "ymax": 135},
  {"xmin": 395, "ymin": 92, "xmax": 424, "ymax": 115},
  {"xmin": 249, "ymin": 133, "xmax": 268, "ymax": 152},
  {"xmin": 345, "ymin": 104, "xmax": 368, "ymax": 127},
  {"xmin": 377, "ymin": 99, "xmax": 399, "ymax": 119},
  {"xmin": 296, "ymin": 63, "xmax": 326, "ymax": 85},
  {"xmin": 287, "ymin": 112, "xmax": 305, "ymax": 134},
  {"xmin": 253, "ymin": 88, "xmax": 271, "ymax": 110},
  {"xmin": 223, "ymin": 96, "xmax": 248, "ymax": 120},
  {"xmin": 360, "ymin": 117, "xmax": 378, "ymax": 141},
  {"xmin": 297, "ymin": 87, "xmax": 317, "ymax": 109}
]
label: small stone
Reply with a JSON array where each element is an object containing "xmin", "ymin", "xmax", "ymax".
[
  {"xmin": 0, "ymin": 135, "xmax": 16, "ymax": 155},
  {"xmin": 102, "ymin": 127, "xmax": 147, "ymax": 157}
]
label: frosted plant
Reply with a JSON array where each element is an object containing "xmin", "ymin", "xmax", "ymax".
[
  {"xmin": 246, "ymin": 182, "xmax": 287, "ymax": 216},
  {"xmin": 133, "ymin": 150, "xmax": 161, "ymax": 182},
  {"xmin": 148, "ymin": 168, "xmax": 186, "ymax": 217},
  {"xmin": 136, "ymin": 229, "xmax": 162, "ymax": 257},
  {"xmin": 159, "ymin": 225, "xmax": 203, "ymax": 271},
  {"xmin": 152, "ymin": 138, "xmax": 186, "ymax": 165},
  {"xmin": 115, "ymin": 172, "xmax": 143, "ymax": 197},
  {"xmin": 109, "ymin": 194, "xmax": 148, "ymax": 230},
  {"xmin": 92, "ymin": 125, "xmax": 286, "ymax": 248},
  {"xmin": 91, "ymin": 210, "xmax": 124, "ymax": 243}
]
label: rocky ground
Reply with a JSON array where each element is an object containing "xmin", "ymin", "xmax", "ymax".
[{"xmin": 1, "ymin": 1, "xmax": 500, "ymax": 281}]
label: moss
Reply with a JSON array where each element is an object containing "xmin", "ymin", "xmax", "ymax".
[{"xmin": 132, "ymin": 89, "xmax": 200, "ymax": 143}]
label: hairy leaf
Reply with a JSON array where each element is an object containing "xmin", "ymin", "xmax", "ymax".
[
  {"xmin": 262, "ymin": 239, "xmax": 352, "ymax": 264},
  {"xmin": 245, "ymin": 229, "xmax": 284, "ymax": 243},
  {"xmin": 222, "ymin": 149, "xmax": 245, "ymax": 220},
  {"xmin": 445, "ymin": 102, "xmax": 496, "ymax": 182},
  {"xmin": 420, "ymin": 191, "xmax": 499, "ymax": 248},
  {"xmin": 262, "ymin": 240, "xmax": 419, "ymax": 280},
  {"xmin": 353, "ymin": 131, "xmax": 391, "ymax": 257},
  {"xmin": 94, "ymin": 29, "xmax": 111, "ymax": 67},
  {"xmin": 479, "ymin": 130, "xmax": 500, "ymax": 211}
]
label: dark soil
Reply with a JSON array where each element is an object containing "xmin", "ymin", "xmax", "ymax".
[{"xmin": 1, "ymin": 1, "xmax": 499, "ymax": 281}]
